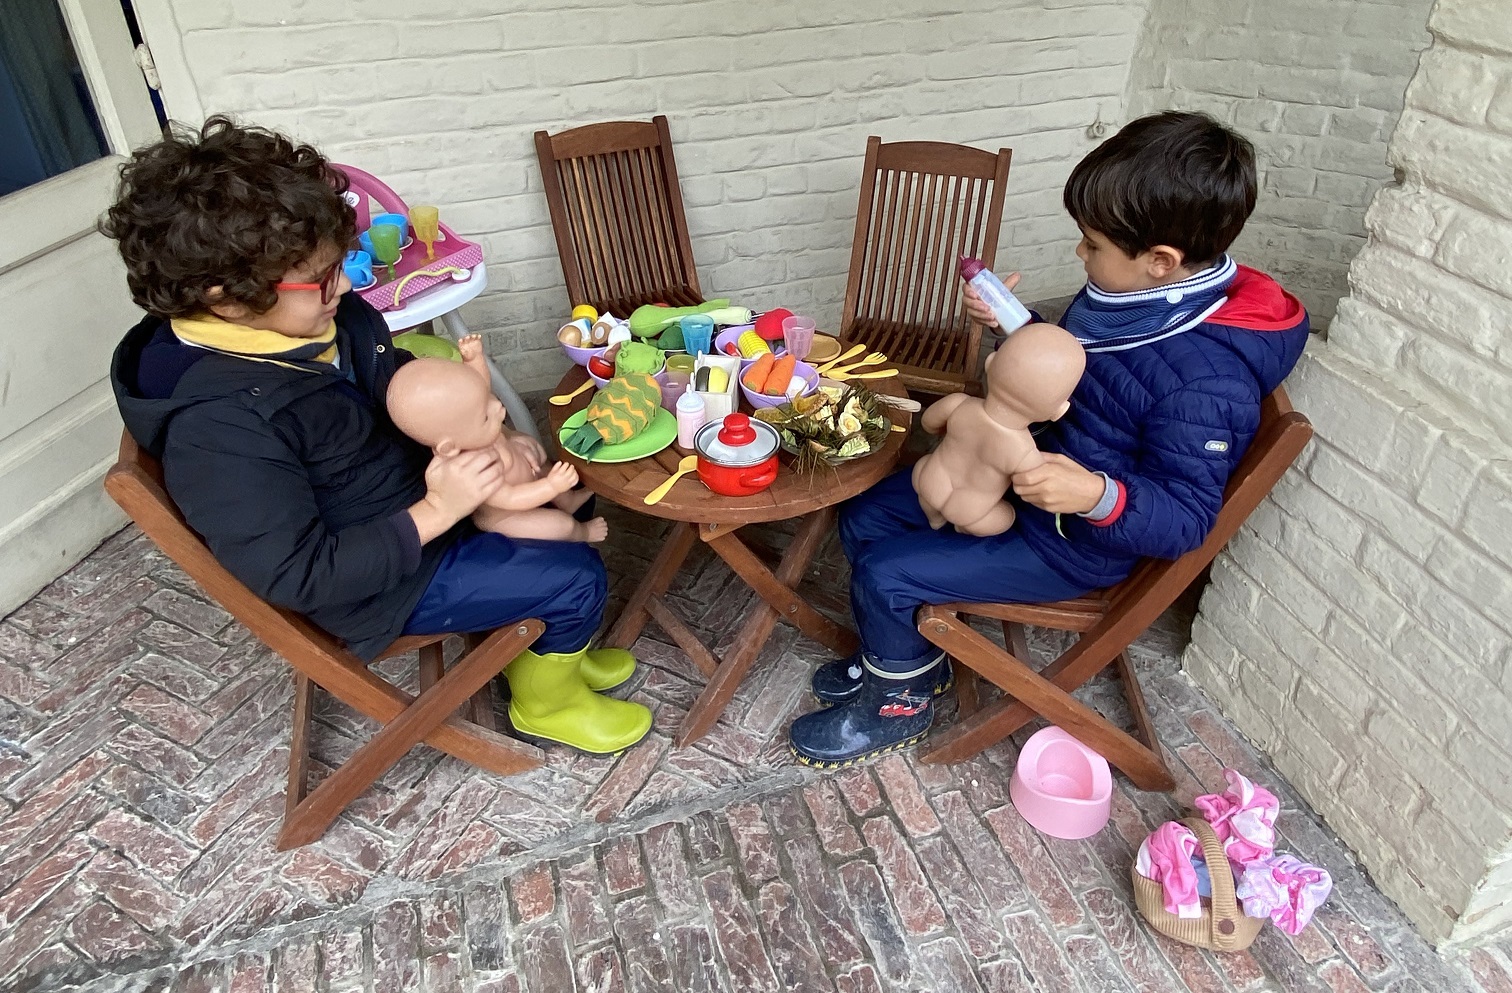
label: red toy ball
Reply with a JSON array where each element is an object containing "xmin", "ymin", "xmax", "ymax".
[{"xmin": 754, "ymin": 308, "xmax": 792, "ymax": 341}]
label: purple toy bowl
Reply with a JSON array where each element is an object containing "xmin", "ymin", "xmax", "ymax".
[
  {"xmin": 562, "ymin": 341, "xmax": 609, "ymax": 368},
  {"xmin": 715, "ymin": 324, "xmax": 785, "ymax": 367},
  {"xmin": 740, "ymin": 360, "xmax": 819, "ymax": 410},
  {"xmin": 589, "ymin": 360, "xmax": 668, "ymax": 392},
  {"xmin": 1009, "ymin": 726, "xmax": 1112, "ymax": 840}
]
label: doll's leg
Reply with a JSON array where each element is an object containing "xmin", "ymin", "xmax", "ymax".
[
  {"xmin": 551, "ymin": 487, "xmax": 594, "ymax": 514},
  {"xmin": 956, "ymin": 501, "xmax": 1017, "ymax": 537},
  {"xmin": 476, "ymin": 507, "xmax": 608, "ymax": 543}
]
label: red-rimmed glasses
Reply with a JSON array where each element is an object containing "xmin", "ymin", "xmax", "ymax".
[{"xmin": 276, "ymin": 259, "xmax": 344, "ymax": 305}]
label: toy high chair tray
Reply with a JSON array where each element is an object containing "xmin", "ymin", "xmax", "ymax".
[{"xmin": 335, "ymin": 163, "xmax": 484, "ymax": 313}]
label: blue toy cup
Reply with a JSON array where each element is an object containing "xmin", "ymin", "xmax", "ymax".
[
  {"xmin": 358, "ymin": 230, "xmax": 374, "ymax": 257},
  {"xmin": 344, "ymin": 249, "xmax": 374, "ymax": 289},
  {"xmin": 371, "ymin": 212, "xmax": 409, "ymax": 243},
  {"xmin": 679, "ymin": 314, "xmax": 715, "ymax": 356}
]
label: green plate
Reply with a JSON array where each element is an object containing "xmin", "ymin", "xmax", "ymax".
[{"xmin": 558, "ymin": 407, "xmax": 677, "ymax": 463}]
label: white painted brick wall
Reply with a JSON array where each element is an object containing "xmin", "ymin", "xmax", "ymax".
[
  {"xmin": 1185, "ymin": 3, "xmax": 1512, "ymax": 946},
  {"xmin": 151, "ymin": 0, "xmax": 1153, "ymax": 390},
  {"xmin": 1126, "ymin": 0, "xmax": 1433, "ymax": 326}
]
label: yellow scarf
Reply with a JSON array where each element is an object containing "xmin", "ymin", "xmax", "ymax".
[{"xmin": 171, "ymin": 315, "xmax": 339, "ymax": 372}]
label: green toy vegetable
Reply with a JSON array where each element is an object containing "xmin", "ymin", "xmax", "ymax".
[
  {"xmin": 614, "ymin": 340, "xmax": 664, "ymax": 376},
  {"xmin": 628, "ymin": 300, "xmax": 754, "ymax": 338}
]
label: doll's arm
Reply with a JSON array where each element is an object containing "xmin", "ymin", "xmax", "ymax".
[
  {"xmin": 480, "ymin": 459, "xmax": 580, "ymax": 511},
  {"xmin": 921, "ymin": 393, "xmax": 968, "ymax": 435},
  {"xmin": 456, "ymin": 334, "xmax": 492, "ymax": 387}
]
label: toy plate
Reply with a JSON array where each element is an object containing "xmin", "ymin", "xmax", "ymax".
[{"xmin": 558, "ymin": 407, "xmax": 677, "ymax": 463}]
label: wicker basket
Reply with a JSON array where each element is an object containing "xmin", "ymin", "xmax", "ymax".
[{"xmin": 1131, "ymin": 817, "xmax": 1266, "ymax": 952}]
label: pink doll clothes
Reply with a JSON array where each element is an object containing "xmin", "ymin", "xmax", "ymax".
[
  {"xmin": 1235, "ymin": 854, "xmax": 1332, "ymax": 935},
  {"xmin": 1136, "ymin": 821, "xmax": 1204, "ymax": 918},
  {"xmin": 1194, "ymin": 769, "xmax": 1279, "ymax": 865}
]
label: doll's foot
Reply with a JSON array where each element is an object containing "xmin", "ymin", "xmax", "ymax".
[
  {"xmin": 555, "ymin": 486, "xmax": 595, "ymax": 513},
  {"xmin": 577, "ymin": 517, "xmax": 609, "ymax": 543},
  {"xmin": 457, "ymin": 333, "xmax": 484, "ymax": 362}
]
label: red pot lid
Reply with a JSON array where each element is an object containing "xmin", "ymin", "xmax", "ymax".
[{"xmin": 695, "ymin": 413, "xmax": 779, "ymax": 466}]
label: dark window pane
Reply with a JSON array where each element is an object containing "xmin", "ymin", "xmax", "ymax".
[{"xmin": 0, "ymin": 0, "xmax": 110, "ymax": 198}]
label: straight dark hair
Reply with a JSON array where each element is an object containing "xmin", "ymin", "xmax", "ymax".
[{"xmin": 1063, "ymin": 111, "xmax": 1256, "ymax": 268}]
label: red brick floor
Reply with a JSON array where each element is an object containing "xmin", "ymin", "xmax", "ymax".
[{"xmin": 2, "ymin": 497, "xmax": 1509, "ymax": 991}]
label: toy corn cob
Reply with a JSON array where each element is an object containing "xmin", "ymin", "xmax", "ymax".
[
  {"xmin": 562, "ymin": 372, "xmax": 661, "ymax": 458},
  {"xmin": 737, "ymin": 330, "xmax": 771, "ymax": 358}
]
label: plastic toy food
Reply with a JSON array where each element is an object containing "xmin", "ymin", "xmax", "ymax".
[
  {"xmin": 614, "ymin": 340, "xmax": 664, "ymax": 376},
  {"xmin": 741, "ymin": 353, "xmax": 797, "ymax": 396},
  {"xmin": 571, "ymin": 304, "xmax": 599, "ymax": 323},
  {"xmin": 753, "ymin": 308, "xmax": 792, "ymax": 341},
  {"xmin": 737, "ymin": 330, "xmax": 771, "ymax": 359},
  {"xmin": 587, "ymin": 355, "xmax": 615, "ymax": 379},
  {"xmin": 627, "ymin": 301, "xmax": 754, "ymax": 339},
  {"xmin": 911, "ymin": 323, "xmax": 1086, "ymax": 536},
  {"xmin": 562, "ymin": 372, "xmax": 662, "ymax": 458}
]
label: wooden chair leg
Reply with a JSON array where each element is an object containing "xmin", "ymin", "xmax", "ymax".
[
  {"xmin": 277, "ymin": 621, "xmax": 545, "ymax": 849},
  {"xmin": 463, "ymin": 633, "xmax": 496, "ymax": 730},
  {"xmin": 918, "ymin": 611, "xmax": 1174, "ymax": 791},
  {"xmin": 285, "ymin": 671, "xmax": 316, "ymax": 827}
]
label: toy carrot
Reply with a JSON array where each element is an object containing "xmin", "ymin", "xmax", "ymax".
[
  {"xmin": 763, "ymin": 353, "xmax": 797, "ymax": 394},
  {"xmin": 743, "ymin": 353, "xmax": 775, "ymax": 391}
]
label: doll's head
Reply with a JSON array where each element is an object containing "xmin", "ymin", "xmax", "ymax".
[
  {"xmin": 388, "ymin": 358, "xmax": 505, "ymax": 455},
  {"xmin": 983, "ymin": 323, "xmax": 1087, "ymax": 426}
]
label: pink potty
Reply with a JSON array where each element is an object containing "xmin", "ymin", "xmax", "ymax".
[{"xmin": 1009, "ymin": 726, "xmax": 1113, "ymax": 839}]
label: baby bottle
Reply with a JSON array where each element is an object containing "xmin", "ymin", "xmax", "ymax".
[
  {"xmin": 675, "ymin": 385, "xmax": 706, "ymax": 450},
  {"xmin": 959, "ymin": 256, "xmax": 1031, "ymax": 333}
]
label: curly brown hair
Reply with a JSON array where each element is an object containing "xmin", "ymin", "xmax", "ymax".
[{"xmin": 100, "ymin": 115, "xmax": 356, "ymax": 318}]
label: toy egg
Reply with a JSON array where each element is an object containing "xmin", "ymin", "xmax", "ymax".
[{"xmin": 558, "ymin": 325, "xmax": 583, "ymax": 347}]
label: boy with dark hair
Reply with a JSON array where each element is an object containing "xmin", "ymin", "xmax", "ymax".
[
  {"xmin": 106, "ymin": 117, "xmax": 652, "ymax": 755},
  {"xmin": 791, "ymin": 111, "xmax": 1310, "ymax": 766}
]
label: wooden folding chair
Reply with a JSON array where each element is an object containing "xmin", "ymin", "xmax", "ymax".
[
  {"xmin": 104, "ymin": 433, "xmax": 547, "ymax": 849},
  {"xmin": 915, "ymin": 389, "xmax": 1313, "ymax": 790},
  {"xmin": 841, "ymin": 137, "xmax": 1013, "ymax": 396},
  {"xmin": 535, "ymin": 115, "xmax": 704, "ymax": 317}
]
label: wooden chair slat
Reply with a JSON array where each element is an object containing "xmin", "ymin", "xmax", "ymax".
[
  {"xmin": 842, "ymin": 139, "xmax": 1013, "ymax": 396},
  {"xmin": 535, "ymin": 116, "xmax": 703, "ymax": 317}
]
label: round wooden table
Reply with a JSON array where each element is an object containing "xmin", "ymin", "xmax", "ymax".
[{"xmin": 548, "ymin": 364, "xmax": 912, "ymax": 745}]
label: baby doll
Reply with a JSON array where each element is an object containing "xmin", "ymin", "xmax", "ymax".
[
  {"xmin": 911, "ymin": 323, "xmax": 1086, "ymax": 536},
  {"xmin": 388, "ymin": 335, "xmax": 608, "ymax": 542}
]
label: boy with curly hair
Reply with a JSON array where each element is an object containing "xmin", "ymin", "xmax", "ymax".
[
  {"xmin": 106, "ymin": 117, "xmax": 650, "ymax": 754},
  {"xmin": 791, "ymin": 111, "xmax": 1310, "ymax": 766}
]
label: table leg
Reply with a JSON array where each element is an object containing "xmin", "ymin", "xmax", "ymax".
[
  {"xmin": 438, "ymin": 309, "xmax": 540, "ymax": 444},
  {"xmin": 677, "ymin": 509, "xmax": 848, "ymax": 746},
  {"xmin": 604, "ymin": 521, "xmax": 698, "ymax": 650}
]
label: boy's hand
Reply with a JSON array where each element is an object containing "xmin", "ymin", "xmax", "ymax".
[
  {"xmin": 963, "ymin": 273, "xmax": 1022, "ymax": 328},
  {"xmin": 1012, "ymin": 453, "xmax": 1104, "ymax": 515},
  {"xmin": 545, "ymin": 461, "xmax": 579, "ymax": 495},
  {"xmin": 413, "ymin": 450, "xmax": 503, "ymax": 541}
]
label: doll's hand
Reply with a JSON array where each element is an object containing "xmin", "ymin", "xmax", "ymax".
[
  {"xmin": 962, "ymin": 273, "xmax": 1022, "ymax": 328},
  {"xmin": 1011, "ymin": 453, "xmax": 1104, "ymax": 515},
  {"xmin": 458, "ymin": 334, "xmax": 484, "ymax": 363},
  {"xmin": 505, "ymin": 432, "xmax": 548, "ymax": 475},
  {"xmin": 545, "ymin": 461, "xmax": 579, "ymax": 495}
]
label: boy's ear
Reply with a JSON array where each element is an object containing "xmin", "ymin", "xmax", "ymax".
[{"xmin": 1146, "ymin": 245, "xmax": 1186, "ymax": 280}]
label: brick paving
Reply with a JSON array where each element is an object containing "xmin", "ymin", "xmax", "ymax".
[{"xmin": 3, "ymin": 441, "xmax": 1511, "ymax": 990}]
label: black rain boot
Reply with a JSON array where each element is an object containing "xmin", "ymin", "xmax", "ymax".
[
  {"xmin": 790, "ymin": 655, "xmax": 941, "ymax": 767},
  {"xmin": 811, "ymin": 650, "xmax": 953, "ymax": 705}
]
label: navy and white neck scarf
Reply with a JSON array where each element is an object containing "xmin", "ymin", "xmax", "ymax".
[{"xmin": 1062, "ymin": 255, "xmax": 1237, "ymax": 354}]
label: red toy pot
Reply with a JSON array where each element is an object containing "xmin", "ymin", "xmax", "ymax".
[{"xmin": 693, "ymin": 413, "xmax": 780, "ymax": 496}]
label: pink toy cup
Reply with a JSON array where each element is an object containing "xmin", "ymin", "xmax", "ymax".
[
  {"xmin": 782, "ymin": 315, "xmax": 817, "ymax": 361},
  {"xmin": 1009, "ymin": 726, "xmax": 1112, "ymax": 839}
]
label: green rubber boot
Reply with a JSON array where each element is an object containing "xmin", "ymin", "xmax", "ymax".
[
  {"xmin": 581, "ymin": 647, "xmax": 636, "ymax": 691},
  {"xmin": 504, "ymin": 645, "xmax": 652, "ymax": 754}
]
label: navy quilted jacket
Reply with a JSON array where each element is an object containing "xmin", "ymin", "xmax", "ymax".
[{"xmin": 1015, "ymin": 257, "xmax": 1309, "ymax": 590}]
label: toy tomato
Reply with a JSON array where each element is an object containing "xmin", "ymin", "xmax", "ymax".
[{"xmin": 587, "ymin": 355, "xmax": 615, "ymax": 379}]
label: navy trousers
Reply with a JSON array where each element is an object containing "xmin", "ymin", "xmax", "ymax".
[
  {"xmin": 840, "ymin": 469, "xmax": 1091, "ymax": 670},
  {"xmin": 404, "ymin": 500, "xmax": 606, "ymax": 653}
]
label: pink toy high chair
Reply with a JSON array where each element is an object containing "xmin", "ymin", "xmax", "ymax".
[
  {"xmin": 332, "ymin": 163, "xmax": 539, "ymax": 443},
  {"xmin": 1009, "ymin": 725, "xmax": 1113, "ymax": 839}
]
